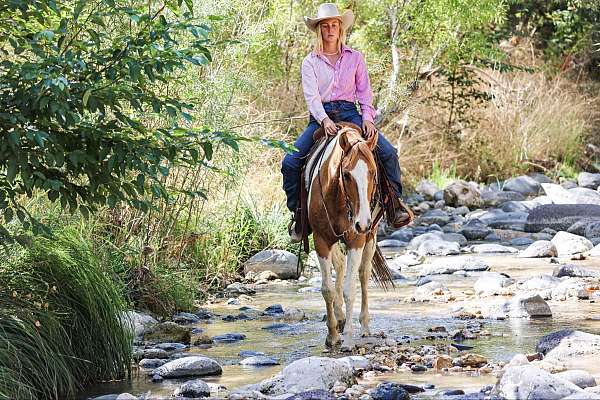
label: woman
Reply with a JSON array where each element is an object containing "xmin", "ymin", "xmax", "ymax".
[{"xmin": 281, "ymin": 3, "xmax": 410, "ymax": 241}]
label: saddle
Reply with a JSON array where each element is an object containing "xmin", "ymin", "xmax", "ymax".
[{"xmin": 295, "ymin": 124, "xmax": 413, "ymax": 253}]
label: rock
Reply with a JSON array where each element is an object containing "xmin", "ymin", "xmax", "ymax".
[
  {"xmin": 537, "ymin": 330, "xmax": 600, "ymax": 371},
  {"xmin": 554, "ymin": 370, "xmax": 597, "ymax": 389},
  {"xmin": 482, "ymin": 190, "xmax": 526, "ymax": 207},
  {"xmin": 518, "ymin": 240, "xmax": 558, "ymax": 258},
  {"xmin": 459, "ymin": 219, "xmax": 492, "ymax": 240},
  {"xmin": 570, "ymin": 187, "xmax": 600, "ymax": 205},
  {"xmin": 283, "ymin": 307, "xmax": 306, "ymax": 323},
  {"xmin": 240, "ymin": 356, "xmax": 279, "ymax": 367},
  {"xmin": 416, "ymin": 240, "xmax": 460, "ymax": 256},
  {"xmin": 122, "ymin": 311, "xmax": 158, "ymax": 339},
  {"xmin": 263, "ymin": 304, "xmax": 284, "ymax": 316},
  {"xmin": 589, "ymin": 243, "xmax": 600, "ymax": 256},
  {"xmin": 584, "ymin": 221, "xmax": 600, "ymax": 239},
  {"xmin": 503, "ymin": 175, "xmax": 542, "ymax": 196},
  {"xmin": 510, "ymin": 294, "xmax": 552, "ymax": 318},
  {"xmin": 415, "ymin": 281, "xmax": 448, "ymax": 298},
  {"xmin": 551, "ymin": 279, "xmax": 589, "ymax": 300},
  {"xmin": 453, "ymin": 206, "xmax": 471, "ymax": 215},
  {"xmin": 419, "ymin": 209, "xmax": 450, "ymax": 225},
  {"xmin": 466, "ymin": 244, "xmax": 518, "ymax": 254},
  {"xmin": 474, "ymin": 272, "xmax": 514, "ymax": 296},
  {"xmin": 172, "ymin": 312, "xmax": 200, "ymax": 325},
  {"xmin": 567, "ymin": 219, "xmax": 600, "ymax": 236},
  {"xmin": 551, "ymin": 231, "xmax": 593, "ymax": 256},
  {"xmin": 433, "ymin": 355, "xmax": 453, "ymax": 369},
  {"xmin": 389, "ymin": 252, "xmax": 424, "ymax": 268},
  {"xmin": 442, "ymin": 233, "xmax": 468, "ymax": 245},
  {"xmin": 239, "ymin": 350, "xmax": 266, "ymax": 357},
  {"xmin": 212, "ymin": 333, "xmax": 246, "ymax": 343},
  {"xmin": 410, "ymin": 364, "xmax": 427, "ymax": 372},
  {"xmin": 143, "ymin": 322, "xmax": 191, "ymax": 344},
  {"xmin": 479, "ymin": 211, "xmax": 528, "ymax": 231},
  {"xmin": 224, "ymin": 282, "xmax": 256, "ymax": 296},
  {"xmin": 519, "ymin": 274, "xmax": 561, "ymax": 291},
  {"xmin": 92, "ymin": 394, "xmax": 139, "ymax": 400},
  {"xmin": 542, "ymin": 183, "xmax": 577, "ymax": 203},
  {"xmin": 510, "ymin": 237, "xmax": 534, "ymax": 246},
  {"xmin": 416, "ymin": 179, "xmax": 440, "ymax": 200},
  {"xmin": 139, "ymin": 358, "xmax": 168, "ymax": 369},
  {"xmin": 338, "ymin": 355, "xmax": 371, "ymax": 371},
  {"xmin": 152, "ymin": 356, "xmax": 222, "ymax": 378},
  {"xmin": 174, "ymin": 379, "xmax": 210, "ymax": 398},
  {"xmin": 370, "ymin": 382, "xmax": 410, "ymax": 400},
  {"xmin": 259, "ymin": 356, "xmax": 355, "ymax": 395},
  {"xmin": 526, "ymin": 204, "xmax": 600, "ymax": 232},
  {"xmin": 443, "ymin": 180, "xmax": 482, "ymax": 208},
  {"xmin": 578, "ymin": 172, "xmax": 600, "ymax": 189},
  {"xmin": 553, "ymin": 264, "xmax": 600, "ymax": 278},
  {"xmin": 493, "ymin": 364, "xmax": 582, "ymax": 399},
  {"xmin": 459, "ymin": 354, "xmax": 488, "ymax": 367},
  {"xmin": 377, "ymin": 239, "xmax": 407, "ymax": 248},
  {"xmin": 506, "ymin": 353, "xmax": 530, "ymax": 368},
  {"xmin": 244, "ymin": 249, "xmax": 299, "ymax": 280},
  {"xmin": 286, "ymin": 390, "xmax": 336, "ymax": 400},
  {"xmin": 389, "ymin": 229, "xmax": 414, "ymax": 242},
  {"xmin": 407, "ymin": 231, "xmax": 443, "ymax": 250},
  {"xmin": 417, "ymin": 257, "xmax": 490, "ymax": 277}
]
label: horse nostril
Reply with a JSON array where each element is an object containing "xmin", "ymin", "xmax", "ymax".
[{"xmin": 355, "ymin": 221, "xmax": 361, "ymax": 231}]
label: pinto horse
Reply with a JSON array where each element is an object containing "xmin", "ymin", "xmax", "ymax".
[{"xmin": 304, "ymin": 122, "xmax": 391, "ymax": 350}]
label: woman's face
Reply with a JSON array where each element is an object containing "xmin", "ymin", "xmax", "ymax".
[{"xmin": 320, "ymin": 18, "xmax": 340, "ymax": 45}]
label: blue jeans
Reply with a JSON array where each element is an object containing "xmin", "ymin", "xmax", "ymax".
[{"xmin": 281, "ymin": 100, "xmax": 403, "ymax": 212}]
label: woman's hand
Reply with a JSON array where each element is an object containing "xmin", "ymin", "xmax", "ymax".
[
  {"xmin": 362, "ymin": 120, "xmax": 377, "ymax": 139},
  {"xmin": 322, "ymin": 117, "xmax": 338, "ymax": 135}
]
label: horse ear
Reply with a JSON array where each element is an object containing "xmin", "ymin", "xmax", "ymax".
[
  {"xmin": 366, "ymin": 129, "xmax": 378, "ymax": 151},
  {"xmin": 338, "ymin": 130, "xmax": 352, "ymax": 153}
]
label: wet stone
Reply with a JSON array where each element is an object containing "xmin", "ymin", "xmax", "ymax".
[
  {"xmin": 263, "ymin": 304, "xmax": 284, "ymax": 316},
  {"xmin": 212, "ymin": 333, "xmax": 246, "ymax": 343},
  {"xmin": 239, "ymin": 355, "xmax": 279, "ymax": 366},
  {"xmin": 410, "ymin": 364, "xmax": 427, "ymax": 372},
  {"xmin": 370, "ymin": 382, "xmax": 410, "ymax": 400}
]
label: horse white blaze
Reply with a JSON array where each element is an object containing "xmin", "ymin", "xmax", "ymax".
[{"xmin": 350, "ymin": 159, "xmax": 371, "ymax": 232}]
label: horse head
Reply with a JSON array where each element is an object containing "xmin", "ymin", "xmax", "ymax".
[{"xmin": 337, "ymin": 123, "xmax": 378, "ymax": 234}]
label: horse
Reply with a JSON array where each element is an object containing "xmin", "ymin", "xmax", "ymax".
[{"xmin": 304, "ymin": 122, "xmax": 392, "ymax": 350}]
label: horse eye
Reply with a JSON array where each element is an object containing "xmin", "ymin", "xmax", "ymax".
[{"xmin": 343, "ymin": 172, "xmax": 350, "ymax": 180}]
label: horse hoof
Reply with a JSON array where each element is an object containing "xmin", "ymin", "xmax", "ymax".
[
  {"xmin": 360, "ymin": 330, "xmax": 371, "ymax": 337},
  {"xmin": 337, "ymin": 319, "xmax": 346, "ymax": 333},
  {"xmin": 325, "ymin": 335, "xmax": 341, "ymax": 348}
]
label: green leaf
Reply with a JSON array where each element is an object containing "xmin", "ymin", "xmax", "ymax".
[
  {"xmin": 83, "ymin": 89, "xmax": 92, "ymax": 107},
  {"xmin": 7, "ymin": 157, "xmax": 17, "ymax": 182},
  {"xmin": 3, "ymin": 208, "xmax": 13, "ymax": 224}
]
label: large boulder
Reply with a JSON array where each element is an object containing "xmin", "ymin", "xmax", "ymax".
[
  {"xmin": 578, "ymin": 172, "xmax": 600, "ymax": 189},
  {"xmin": 553, "ymin": 264, "xmax": 600, "ymax": 278},
  {"xmin": 493, "ymin": 364, "xmax": 582, "ymax": 399},
  {"xmin": 526, "ymin": 204, "xmax": 600, "ymax": 232},
  {"xmin": 443, "ymin": 180, "xmax": 482, "ymax": 208},
  {"xmin": 244, "ymin": 250, "xmax": 299, "ymax": 279},
  {"xmin": 419, "ymin": 209, "xmax": 450, "ymax": 226},
  {"xmin": 503, "ymin": 175, "xmax": 542, "ymax": 196},
  {"xmin": 152, "ymin": 356, "xmax": 222, "ymax": 378},
  {"xmin": 551, "ymin": 278, "xmax": 589, "ymax": 300},
  {"xmin": 570, "ymin": 187, "xmax": 600, "ymax": 205},
  {"xmin": 518, "ymin": 240, "xmax": 558, "ymax": 258},
  {"xmin": 258, "ymin": 357, "xmax": 355, "ymax": 395},
  {"xmin": 479, "ymin": 210, "xmax": 529, "ymax": 231},
  {"xmin": 519, "ymin": 274, "xmax": 561, "ymax": 291},
  {"xmin": 551, "ymin": 231, "xmax": 593, "ymax": 256},
  {"xmin": 536, "ymin": 330, "xmax": 600, "ymax": 370},
  {"xmin": 481, "ymin": 190, "xmax": 526, "ymax": 207},
  {"xmin": 509, "ymin": 294, "xmax": 552, "ymax": 318},
  {"xmin": 173, "ymin": 379, "xmax": 211, "ymax": 398},
  {"xmin": 466, "ymin": 244, "xmax": 518, "ymax": 254},
  {"xmin": 554, "ymin": 370, "xmax": 597, "ymax": 389},
  {"xmin": 589, "ymin": 243, "xmax": 600, "ymax": 257},
  {"xmin": 122, "ymin": 311, "xmax": 158, "ymax": 340}
]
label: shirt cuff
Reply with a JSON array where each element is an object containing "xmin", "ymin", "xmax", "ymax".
[{"xmin": 360, "ymin": 106, "xmax": 376, "ymax": 123}]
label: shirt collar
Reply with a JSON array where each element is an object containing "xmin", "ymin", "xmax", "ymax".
[{"xmin": 311, "ymin": 45, "xmax": 354, "ymax": 58}]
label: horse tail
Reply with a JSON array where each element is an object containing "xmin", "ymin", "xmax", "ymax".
[{"xmin": 371, "ymin": 244, "xmax": 395, "ymax": 291}]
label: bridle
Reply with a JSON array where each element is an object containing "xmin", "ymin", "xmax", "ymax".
[{"xmin": 315, "ymin": 131, "xmax": 380, "ymax": 241}]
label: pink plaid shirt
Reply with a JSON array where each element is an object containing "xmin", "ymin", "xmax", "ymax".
[{"xmin": 301, "ymin": 45, "xmax": 376, "ymax": 124}]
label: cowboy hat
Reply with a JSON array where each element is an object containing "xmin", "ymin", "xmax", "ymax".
[{"xmin": 304, "ymin": 3, "xmax": 354, "ymax": 32}]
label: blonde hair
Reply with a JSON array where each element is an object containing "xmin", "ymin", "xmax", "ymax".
[{"xmin": 313, "ymin": 18, "xmax": 347, "ymax": 55}]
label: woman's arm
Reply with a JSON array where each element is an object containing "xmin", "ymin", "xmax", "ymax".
[
  {"xmin": 355, "ymin": 52, "xmax": 377, "ymax": 124},
  {"xmin": 301, "ymin": 58, "xmax": 328, "ymax": 124}
]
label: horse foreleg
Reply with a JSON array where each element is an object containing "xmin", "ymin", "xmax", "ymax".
[
  {"xmin": 341, "ymin": 246, "xmax": 363, "ymax": 351},
  {"xmin": 331, "ymin": 243, "xmax": 345, "ymax": 332},
  {"xmin": 314, "ymin": 235, "xmax": 341, "ymax": 348},
  {"xmin": 359, "ymin": 237, "xmax": 375, "ymax": 337}
]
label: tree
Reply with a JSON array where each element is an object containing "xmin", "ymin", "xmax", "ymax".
[{"xmin": 0, "ymin": 0, "xmax": 242, "ymax": 244}]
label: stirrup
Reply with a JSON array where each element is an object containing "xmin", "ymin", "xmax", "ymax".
[
  {"xmin": 288, "ymin": 210, "xmax": 302, "ymax": 243},
  {"xmin": 389, "ymin": 198, "xmax": 414, "ymax": 229}
]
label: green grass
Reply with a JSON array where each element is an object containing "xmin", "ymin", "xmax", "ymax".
[
  {"xmin": 0, "ymin": 229, "xmax": 132, "ymax": 400},
  {"xmin": 428, "ymin": 160, "xmax": 460, "ymax": 189}
]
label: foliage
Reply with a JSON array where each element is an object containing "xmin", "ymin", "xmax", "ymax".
[
  {"xmin": 0, "ymin": 229, "xmax": 131, "ymax": 400},
  {"xmin": 428, "ymin": 160, "xmax": 460, "ymax": 189},
  {"xmin": 0, "ymin": 0, "xmax": 243, "ymax": 244}
]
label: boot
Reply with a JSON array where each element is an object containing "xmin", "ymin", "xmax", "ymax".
[
  {"xmin": 288, "ymin": 208, "xmax": 302, "ymax": 243},
  {"xmin": 388, "ymin": 197, "xmax": 414, "ymax": 229}
]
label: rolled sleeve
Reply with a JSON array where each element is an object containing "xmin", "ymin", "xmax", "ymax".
[
  {"xmin": 355, "ymin": 52, "xmax": 376, "ymax": 123},
  {"xmin": 301, "ymin": 58, "xmax": 328, "ymax": 124}
]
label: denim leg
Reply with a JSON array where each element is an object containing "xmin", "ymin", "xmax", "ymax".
[
  {"xmin": 281, "ymin": 120, "xmax": 320, "ymax": 212},
  {"xmin": 344, "ymin": 112, "xmax": 403, "ymax": 197}
]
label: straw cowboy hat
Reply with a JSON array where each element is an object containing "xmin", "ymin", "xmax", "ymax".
[{"xmin": 304, "ymin": 3, "xmax": 354, "ymax": 32}]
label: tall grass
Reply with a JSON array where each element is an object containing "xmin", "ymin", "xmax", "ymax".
[{"xmin": 0, "ymin": 229, "xmax": 132, "ymax": 400}]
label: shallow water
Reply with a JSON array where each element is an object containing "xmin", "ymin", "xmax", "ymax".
[{"xmin": 80, "ymin": 254, "xmax": 600, "ymax": 399}]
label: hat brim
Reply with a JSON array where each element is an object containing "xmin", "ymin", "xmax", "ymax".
[{"xmin": 304, "ymin": 10, "xmax": 354, "ymax": 32}]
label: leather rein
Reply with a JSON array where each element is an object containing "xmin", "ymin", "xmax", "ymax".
[{"xmin": 314, "ymin": 132, "xmax": 380, "ymax": 241}]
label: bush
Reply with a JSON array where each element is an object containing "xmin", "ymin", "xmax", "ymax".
[{"xmin": 0, "ymin": 229, "xmax": 131, "ymax": 400}]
